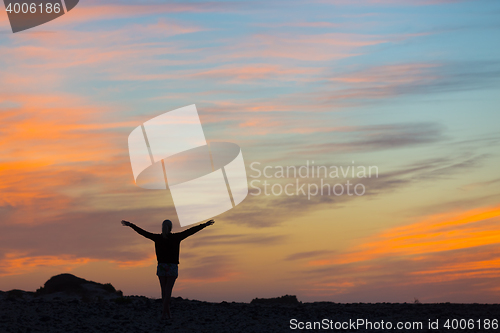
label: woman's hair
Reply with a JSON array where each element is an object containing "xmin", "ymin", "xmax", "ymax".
[{"xmin": 162, "ymin": 220, "xmax": 172, "ymax": 238}]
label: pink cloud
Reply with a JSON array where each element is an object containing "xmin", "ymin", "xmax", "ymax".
[
  {"xmin": 37, "ymin": 1, "xmax": 241, "ymax": 27},
  {"xmin": 330, "ymin": 63, "xmax": 440, "ymax": 85},
  {"xmin": 194, "ymin": 64, "xmax": 323, "ymax": 82},
  {"xmin": 227, "ymin": 33, "xmax": 387, "ymax": 62}
]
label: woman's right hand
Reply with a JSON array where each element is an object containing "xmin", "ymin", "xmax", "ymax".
[
  {"xmin": 204, "ymin": 219, "xmax": 215, "ymax": 227},
  {"xmin": 121, "ymin": 220, "xmax": 132, "ymax": 227}
]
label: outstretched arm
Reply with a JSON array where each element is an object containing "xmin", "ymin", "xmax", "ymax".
[
  {"xmin": 178, "ymin": 219, "xmax": 215, "ymax": 241},
  {"xmin": 121, "ymin": 220, "xmax": 155, "ymax": 240}
]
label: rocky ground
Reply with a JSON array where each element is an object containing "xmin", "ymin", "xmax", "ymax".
[{"xmin": 1, "ymin": 274, "xmax": 499, "ymax": 332}]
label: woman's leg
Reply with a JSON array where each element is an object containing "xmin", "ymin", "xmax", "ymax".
[
  {"xmin": 164, "ymin": 276, "xmax": 176, "ymax": 319},
  {"xmin": 158, "ymin": 276, "xmax": 176, "ymax": 319},
  {"xmin": 158, "ymin": 276, "xmax": 167, "ymax": 319}
]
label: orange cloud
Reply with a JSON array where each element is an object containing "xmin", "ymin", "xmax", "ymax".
[
  {"xmin": 0, "ymin": 252, "xmax": 157, "ymax": 277},
  {"xmin": 299, "ymin": 205, "xmax": 500, "ymax": 301},
  {"xmin": 0, "ymin": 252, "xmax": 93, "ymax": 277},
  {"xmin": 0, "ymin": 92, "xmax": 135, "ymax": 221},
  {"xmin": 310, "ymin": 206, "xmax": 500, "ymax": 267}
]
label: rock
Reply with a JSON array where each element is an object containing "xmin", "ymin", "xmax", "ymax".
[
  {"xmin": 36, "ymin": 273, "xmax": 122, "ymax": 300},
  {"xmin": 250, "ymin": 295, "xmax": 299, "ymax": 305}
]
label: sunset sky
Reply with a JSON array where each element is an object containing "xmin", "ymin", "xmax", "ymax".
[{"xmin": 1, "ymin": 0, "xmax": 500, "ymax": 303}]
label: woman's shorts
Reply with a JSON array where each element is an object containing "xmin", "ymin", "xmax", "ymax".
[{"xmin": 157, "ymin": 263, "xmax": 178, "ymax": 277}]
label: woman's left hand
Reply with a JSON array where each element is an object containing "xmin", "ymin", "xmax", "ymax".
[{"xmin": 205, "ymin": 220, "xmax": 215, "ymax": 227}]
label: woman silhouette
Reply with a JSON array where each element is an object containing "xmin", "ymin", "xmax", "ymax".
[{"xmin": 121, "ymin": 219, "xmax": 215, "ymax": 321}]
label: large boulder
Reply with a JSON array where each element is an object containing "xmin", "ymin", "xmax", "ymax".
[{"xmin": 36, "ymin": 273, "xmax": 122, "ymax": 299}]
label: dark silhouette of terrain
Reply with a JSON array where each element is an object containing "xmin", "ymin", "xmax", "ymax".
[{"xmin": 1, "ymin": 274, "xmax": 499, "ymax": 332}]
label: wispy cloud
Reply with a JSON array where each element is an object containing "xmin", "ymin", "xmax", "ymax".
[
  {"xmin": 225, "ymin": 33, "xmax": 388, "ymax": 62},
  {"xmin": 298, "ymin": 122, "xmax": 446, "ymax": 154},
  {"xmin": 189, "ymin": 232, "xmax": 287, "ymax": 248},
  {"xmin": 0, "ymin": 253, "xmax": 93, "ymax": 277},
  {"xmin": 309, "ymin": 206, "xmax": 500, "ymax": 266},
  {"xmin": 297, "ymin": 205, "xmax": 500, "ymax": 301},
  {"xmin": 0, "ymin": 92, "xmax": 134, "ymax": 223},
  {"xmin": 193, "ymin": 64, "xmax": 323, "ymax": 83},
  {"xmin": 317, "ymin": 0, "xmax": 470, "ymax": 6},
  {"xmin": 285, "ymin": 250, "xmax": 336, "ymax": 261},
  {"xmin": 318, "ymin": 61, "xmax": 500, "ymax": 104},
  {"xmin": 28, "ymin": 1, "xmax": 244, "ymax": 27},
  {"xmin": 224, "ymin": 153, "xmax": 488, "ymax": 228}
]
